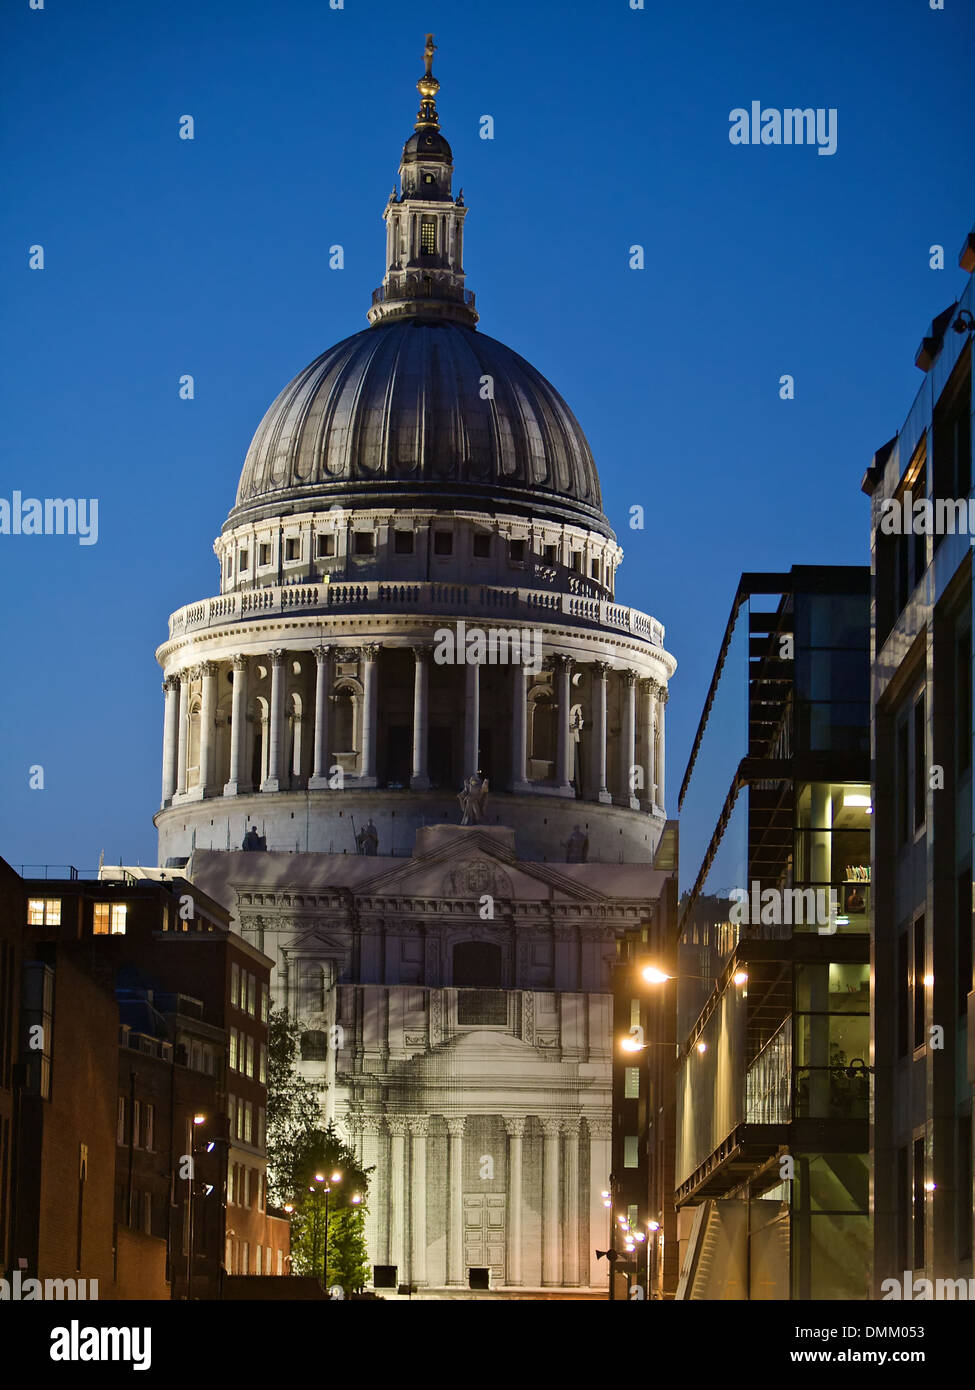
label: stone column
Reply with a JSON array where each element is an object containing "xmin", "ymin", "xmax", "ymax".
[
  {"xmin": 503, "ymin": 1116, "xmax": 526, "ymax": 1287},
  {"xmin": 408, "ymin": 1116, "xmax": 429, "ymax": 1286},
  {"xmin": 308, "ymin": 645, "xmax": 332, "ymax": 788},
  {"xmin": 620, "ymin": 670, "xmax": 640, "ymax": 809},
  {"xmin": 262, "ymin": 650, "xmax": 286, "ymax": 792},
  {"xmin": 593, "ymin": 662, "xmax": 612, "ymax": 804},
  {"xmin": 641, "ymin": 679, "xmax": 658, "ymax": 812},
  {"xmin": 563, "ymin": 1118, "xmax": 581, "ymax": 1286},
  {"xmin": 656, "ymin": 685, "xmax": 668, "ymax": 815},
  {"xmin": 446, "ymin": 1117, "xmax": 466, "ymax": 1286},
  {"xmin": 359, "ymin": 644, "xmax": 380, "ymax": 786},
  {"xmin": 541, "ymin": 1118, "xmax": 562, "ymax": 1286},
  {"xmin": 464, "ymin": 661, "xmax": 480, "ymax": 776},
  {"xmin": 587, "ymin": 1118, "xmax": 612, "ymax": 1289},
  {"xmin": 554, "ymin": 655, "xmax": 574, "ymax": 794},
  {"xmin": 198, "ymin": 661, "xmax": 217, "ymax": 795},
  {"xmin": 511, "ymin": 664, "xmax": 529, "ymax": 790},
  {"xmin": 360, "ymin": 1116, "xmax": 382, "ymax": 1266},
  {"xmin": 387, "ymin": 1117, "xmax": 407, "ymax": 1278},
  {"xmin": 410, "ymin": 646, "xmax": 430, "ymax": 790},
  {"xmin": 290, "ymin": 711, "xmax": 302, "ymax": 782},
  {"xmin": 175, "ymin": 670, "xmax": 190, "ymax": 798},
  {"xmin": 160, "ymin": 675, "xmax": 179, "ymax": 806},
  {"xmin": 224, "ymin": 655, "xmax": 250, "ymax": 796}
]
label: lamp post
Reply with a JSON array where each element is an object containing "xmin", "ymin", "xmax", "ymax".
[
  {"xmin": 314, "ymin": 1169, "xmax": 342, "ymax": 1285},
  {"xmin": 185, "ymin": 1112, "xmax": 207, "ymax": 1300}
]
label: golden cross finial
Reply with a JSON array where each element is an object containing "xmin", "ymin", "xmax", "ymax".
[{"xmin": 423, "ymin": 33, "xmax": 436, "ymax": 77}]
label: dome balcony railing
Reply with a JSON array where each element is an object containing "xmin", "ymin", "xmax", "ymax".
[
  {"xmin": 371, "ymin": 283, "xmax": 476, "ymax": 307},
  {"xmin": 166, "ymin": 580, "xmax": 666, "ymax": 649}
]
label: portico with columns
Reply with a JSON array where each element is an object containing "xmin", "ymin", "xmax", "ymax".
[{"xmin": 187, "ymin": 821, "xmax": 669, "ymax": 1295}]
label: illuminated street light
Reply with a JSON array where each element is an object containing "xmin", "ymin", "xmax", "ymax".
[{"xmin": 641, "ymin": 965, "xmax": 672, "ymax": 985}]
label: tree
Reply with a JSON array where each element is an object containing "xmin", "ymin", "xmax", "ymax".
[
  {"xmin": 264, "ymin": 1007, "xmax": 373, "ymax": 1290},
  {"xmin": 289, "ymin": 1123, "xmax": 372, "ymax": 1292},
  {"xmin": 264, "ymin": 1005, "xmax": 323, "ymax": 1207},
  {"xmin": 327, "ymin": 1204, "xmax": 369, "ymax": 1294}
]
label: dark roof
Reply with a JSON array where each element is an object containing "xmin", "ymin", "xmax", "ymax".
[{"xmin": 227, "ymin": 319, "xmax": 611, "ymax": 536}]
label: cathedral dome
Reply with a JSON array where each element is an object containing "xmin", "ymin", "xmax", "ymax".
[{"xmin": 227, "ymin": 318, "xmax": 612, "ymax": 537}]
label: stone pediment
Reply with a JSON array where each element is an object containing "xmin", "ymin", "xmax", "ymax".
[
  {"xmin": 280, "ymin": 927, "xmax": 349, "ymax": 954},
  {"xmin": 355, "ymin": 825, "xmax": 611, "ymax": 903}
]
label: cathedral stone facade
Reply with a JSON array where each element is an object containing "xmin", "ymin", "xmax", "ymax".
[{"xmin": 157, "ymin": 37, "xmax": 675, "ymax": 1293}]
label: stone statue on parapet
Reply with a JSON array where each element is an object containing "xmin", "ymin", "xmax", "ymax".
[
  {"xmin": 242, "ymin": 825, "xmax": 267, "ymax": 851},
  {"xmin": 566, "ymin": 825, "xmax": 589, "ymax": 863},
  {"xmin": 458, "ymin": 773, "xmax": 489, "ymax": 826},
  {"xmin": 355, "ymin": 819, "xmax": 379, "ymax": 856}
]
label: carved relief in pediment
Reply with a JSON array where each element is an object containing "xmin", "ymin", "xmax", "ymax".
[{"xmin": 441, "ymin": 860, "xmax": 512, "ymax": 899}]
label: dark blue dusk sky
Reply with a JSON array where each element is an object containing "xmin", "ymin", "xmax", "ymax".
[{"xmin": 1, "ymin": 0, "xmax": 972, "ymax": 869}]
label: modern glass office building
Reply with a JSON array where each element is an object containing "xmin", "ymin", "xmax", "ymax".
[
  {"xmin": 863, "ymin": 239, "xmax": 974, "ymax": 1295},
  {"xmin": 673, "ymin": 567, "xmax": 872, "ymax": 1299}
]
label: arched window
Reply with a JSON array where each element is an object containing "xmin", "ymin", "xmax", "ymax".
[
  {"xmin": 530, "ymin": 693, "xmax": 556, "ymax": 764},
  {"xmin": 333, "ymin": 686, "xmax": 355, "ymax": 751},
  {"xmin": 287, "ymin": 692, "xmax": 303, "ymax": 781},
  {"xmin": 188, "ymin": 701, "xmax": 201, "ymax": 773}
]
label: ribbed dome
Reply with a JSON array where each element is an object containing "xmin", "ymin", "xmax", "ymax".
[{"xmin": 227, "ymin": 319, "xmax": 611, "ymax": 537}]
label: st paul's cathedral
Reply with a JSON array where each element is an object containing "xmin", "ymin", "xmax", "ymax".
[{"xmin": 155, "ymin": 37, "xmax": 676, "ymax": 1294}]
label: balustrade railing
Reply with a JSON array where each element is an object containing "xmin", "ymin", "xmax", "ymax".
[{"xmin": 167, "ymin": 580, "xmax": 666, "ymax": 647}]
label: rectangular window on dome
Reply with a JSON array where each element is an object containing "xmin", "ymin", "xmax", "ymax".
[
  {"xmin": 434, "ymin": 531, "xmax": 453, "ymax": 556},
  {"xmin": 285, "ymin": 537, "xmax": 300, "ymax": 561},
  {"xmin": 239, "ymin": 548, "xmax": 249, "ymax": 571},
  {"xmin": 394, "ymin": 529, "xmax": 414, "ymax": 554},
  {"xmin": 420, "ymin": 218, "xmax": 436, "ymax": 254},
  {"xmin": 258, "ymin": 543, "xmax": 271, "ymax": 567},
  {"xmin": 473, "ymin": 534, "xmax": 491, "ymax": 558},
  {"xmin": 353, "ymin": 532, "xmax": 375, "ymax": 556},
  {"xmin": 509, "ymin": 539, "xmax": 526, "ymax": 564},
  {"xmin": 316, "ymin": 533, "xmax": 335, "ymax": 558},
  {"xmin": 544, "ymin": 544, "xmax": 557, "ymax": 565}
]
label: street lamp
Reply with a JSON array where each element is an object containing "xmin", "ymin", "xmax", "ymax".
[
  {"xmin": 314, "ymin": 1170, "xmax": 342, "ymax": 1284},
  {"xmin": 186, "ymin": 1113, "xmax": 210, "ymax": 1300}
]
